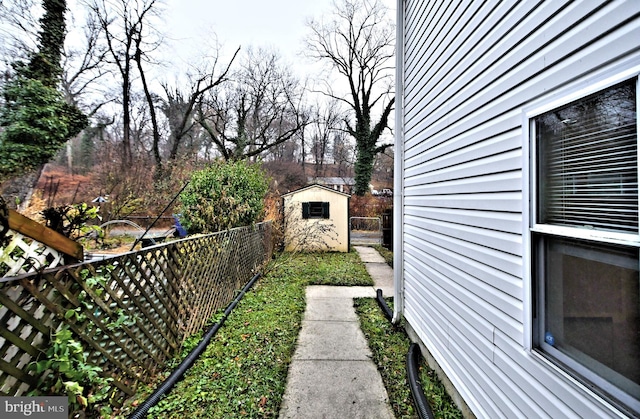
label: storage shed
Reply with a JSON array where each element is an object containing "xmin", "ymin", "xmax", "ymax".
[
  {"xmin": 282, "ymin": 184, "xmax": 350, "ymax": 252},
  {"xmin": 394, "ymin": 1, "xmax": 640, "ymax": 418}
]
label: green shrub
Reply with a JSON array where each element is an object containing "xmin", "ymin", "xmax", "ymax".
[
  {"xmin": 178, "ymin": 160, "xmax": 269, "ymax": 234},
  {"xmin": 0, "ymin": 76, "xmax": 87, "ymax": 181},
  {"xmin": 30, "ymin": 324, "xmax": 114, "ymax": 418}
]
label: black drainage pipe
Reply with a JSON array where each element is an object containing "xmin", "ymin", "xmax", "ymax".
[
  {"xmin": 375, "ymin": 288, "xmax": 393, "ymax": 322},
  {"xmin": 407, "ymin": 343, "xmax": 436, "ymax": 419},
  {"xmin": 129, "ymin": 272, "xmax": 262, "ymax": 419}
]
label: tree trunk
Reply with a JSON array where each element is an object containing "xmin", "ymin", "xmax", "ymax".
[{"xmin": 135, "ymin": 41, "xmax": 162, "ymax": 174}]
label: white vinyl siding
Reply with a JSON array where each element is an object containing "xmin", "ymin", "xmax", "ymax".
[{"xmin": 399, "ymin": 0, "xmax": 640, "ymax": 417}]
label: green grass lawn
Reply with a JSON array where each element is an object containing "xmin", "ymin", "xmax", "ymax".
[{"xmin": 115, "ymin": 250, "xmax": 461, "ymax": 418}]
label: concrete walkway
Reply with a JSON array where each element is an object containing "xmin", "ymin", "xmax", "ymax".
[{"xmin": 278, "ymin": 246, "xmax": 395, "ymax": 419}]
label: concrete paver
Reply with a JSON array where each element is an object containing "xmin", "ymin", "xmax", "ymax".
[
  {"xmin": 305, "ymin": 285, "xmax": 376, "ymax": 299},
  {"xmin": 278, "ymin": 246, "xmax": 396, "ymax": 419},
  {"xmin": 293, "ymin": 320, "xmax": 372, "ymax": 361},
  {"xmin": 365, "ymin": 263, "xmax": 394, "ymax": 296},
  {"xmin": 356, "ymin": 246, "xmax": 394, "ymax": 297},
  {"xmin": 280, "ymin": 361, "xmax": 393, "ymax": 419},
  {"xmin": 303, "ymin": 297, "xmax": 359, "ymax": 322},
  {"xmin": 354, "ymin": 246, "xmax": 387, "ymax": 263}
]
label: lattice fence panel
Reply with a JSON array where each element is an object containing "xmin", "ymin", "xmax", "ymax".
[
  {"xmin": 0, "ymin": 221, "xmax": 273, "ymax": 403},
  {"xmin": 0, "ymin": 231, "xmax": 64, "ymax": 277}
]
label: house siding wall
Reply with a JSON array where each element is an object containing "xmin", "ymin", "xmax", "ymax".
[{"xmin": 400, "ymin": 1, "xmax": 640, "ymax": 417}]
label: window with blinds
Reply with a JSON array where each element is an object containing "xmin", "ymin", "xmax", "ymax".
[
  {"xmin": 532, "ymin": 77, "xmax": 640, "ymax": 414},
  {"xmin": 536, "ymin": 80, "xmax": 638, "ymax": 233}
]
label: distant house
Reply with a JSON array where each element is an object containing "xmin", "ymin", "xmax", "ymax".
[
  {"xmin": 394, "ymin": 2, "xmax": 640, "ymax": 418},
  {"xmin": 307, "ymin": 177, "xmax": 355, "ymax": 194},
  {"xmin": 282, "ymin": 184, "xmax": 350, "ymax": 252}
]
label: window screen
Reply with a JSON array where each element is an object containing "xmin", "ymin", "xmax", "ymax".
[{"xmin": 538, "ymin": 236, "xmax": 640, "ymax": 400}]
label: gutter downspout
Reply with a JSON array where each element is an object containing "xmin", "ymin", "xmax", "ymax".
[{"xmin": 392, "ymin": 0, "xmax": 405, "ymax": 325}]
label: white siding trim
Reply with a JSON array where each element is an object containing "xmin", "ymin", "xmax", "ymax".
[
  {"xmin": 393, "ymin": 0, "xmax": 406, "ymax": 322},
  {"xmin": 521, "ymin": 109, "xmax": 533, "ymax": 351}
]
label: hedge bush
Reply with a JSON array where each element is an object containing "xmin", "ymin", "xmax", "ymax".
[{"xmin": 178, "ymin": 160, "xmax": 269, "ymax": 234}]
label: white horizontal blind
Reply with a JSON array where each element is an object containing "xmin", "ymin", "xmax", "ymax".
[{"xmin": 537, "ymin": 80, "xmax": 638, "ymax": 233}]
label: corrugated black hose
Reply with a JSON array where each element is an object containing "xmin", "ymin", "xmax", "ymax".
[
  {"xmin": 407, "ymin": 343, "xmax": 436, "ymax": 419},
  {"xmin": 375, "ymin": 289, "xmax": 434, "ymax": 418},
  {"xmin": 376, "ymin": 288, "xmax": 393, "ymax": 321},
  {"xmin": 128, "ymin": 272, "xmax": 262, "ymax": 419}
]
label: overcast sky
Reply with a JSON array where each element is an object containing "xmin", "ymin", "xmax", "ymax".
[
  {"xmin": 158, "ymin": 0, "xmax": 396, "ymax": 146},
  {"xmin": 164, "ymin": 0, "xmax": 329, "ymax": 54},
  {"xmin": 161, "ymin": 0, "xmax": 396, "ymax": 80}
]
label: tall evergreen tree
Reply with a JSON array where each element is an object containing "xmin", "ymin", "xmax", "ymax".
[
  {"xmin": 27, "ymin": 0, "xmax": 66, "ymax": 85},
  {"xmin": 0, "ymin": 0, "xmax": 88, "ymax": 182}
]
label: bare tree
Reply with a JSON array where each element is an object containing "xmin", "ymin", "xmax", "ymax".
[
  {"xmin": 133, "ymin": 29, "xmax": 162, "ymax": 171},
  {"xmin": 159, "ymin": 47, "xmax": 240, "ymax": 165},
  {"xmin": 0, "ymin": 0, "xmax": 40, "ymax": 70},
  {"xmin": 305, "ymin": 0, "xmax": 395, "ymax": 195},
  {"xmin": 60, "ymin": 9, "xmax": 114, "ymax": 174},
  {"xmin": 197, "ymin": 47, "xmax": 308, "ymax": 161},
  {"xmin": 60, "ymin": 8, "xmax": 110, "ymax": 110},
  {"xmin": 89, "ymin": 0, "xmax": 163, "ymax": 167},
  {"xmin": 332, "ymin": 131, "xmax": 354, "ymax": 178},
  {"xmin": 309, "ymin": 99, "xmax": 343, "ymax": 178}
]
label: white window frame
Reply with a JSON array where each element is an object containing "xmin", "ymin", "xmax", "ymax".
[{"xmin": 524, "ymin": 71, "xmax": 640, "ymax": 414}]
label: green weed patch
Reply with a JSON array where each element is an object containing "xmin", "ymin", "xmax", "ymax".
[
  {"xmin": 354, "ymin": 298, "xmax": 463, "ymax": 419},
  {"xmin": 116, "ymin": 251, "xmax": 371, "ymax": 418},
  {"xmin": 117, "ymin": 251, "xmax": 462, "ymax": 418}
]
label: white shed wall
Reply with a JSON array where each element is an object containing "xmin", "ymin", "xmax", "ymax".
[
  {"xmin": 399, "ymin": 1, "xmax": 640, "ymax": 417},
  {"xmin": 283, "ymin": 186, "xmax": 350, "ymax": 252}
]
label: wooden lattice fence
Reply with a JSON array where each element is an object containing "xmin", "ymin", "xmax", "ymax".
[
  {"xmin": 0, "ymin": 221, "xmax": 273, "ymax": 403},
  {"xmin": 0, "ymin": 230, "xmax": 65, "ymax": 277}
]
